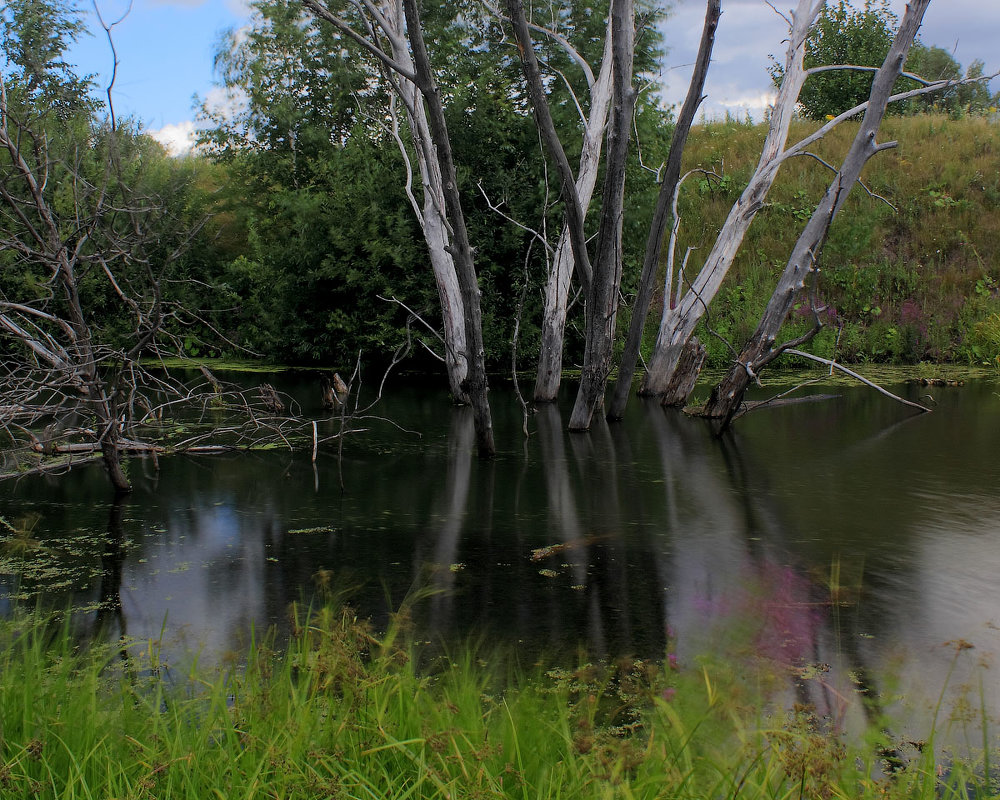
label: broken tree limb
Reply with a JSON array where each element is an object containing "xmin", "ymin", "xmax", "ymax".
[{"xmin": 781, "ymin": 350, "xmax": 932, "ymax": 415}]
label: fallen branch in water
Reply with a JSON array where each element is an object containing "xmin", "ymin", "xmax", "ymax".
[{"xmin": 782, "ymin": 350, "xmax": 932, "ymax": 414}]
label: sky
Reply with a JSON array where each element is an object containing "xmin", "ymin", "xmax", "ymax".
[{"xmin": 59, "ymin": 0, "xmax": 1000, "ymax": 156}]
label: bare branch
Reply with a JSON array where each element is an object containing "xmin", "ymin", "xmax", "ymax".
[
  {"xmin": 299, "ymin": 0, "xmax": 417, "ymax": 82},
  {"xmin": 789, "ymin": 150, "xmax": 897, "ymax": 210},
  {"xmin": 783, "ymin": 350, "xmax": 931, "ymax": 414}
]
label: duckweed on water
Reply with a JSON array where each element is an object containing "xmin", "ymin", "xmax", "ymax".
[{"xmin": 1, "ymin": 603, "xmax": 998, "ymax": 799}]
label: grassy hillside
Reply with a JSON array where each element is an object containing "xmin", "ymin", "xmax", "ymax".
[{"xmin": 660, "ymin": 114, "xmax": 1000, "ymax": 368}]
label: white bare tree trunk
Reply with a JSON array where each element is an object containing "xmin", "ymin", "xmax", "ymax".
[
  {"xmin": 384, "ymin": 2, "xmax": 469, "ymax": 403},
  {"xmin": 639, "ymin": 0, "xmax": 822, "ymax": 399},
  {"xmin": 533, "ymin": 31, "xmax": 614, "ymax": 403}
]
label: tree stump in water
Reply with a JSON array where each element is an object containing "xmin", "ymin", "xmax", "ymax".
[
  {"xmin": 321, "ymin": 373, "xmax": 349, "ymax": 410},
  {"xmin": 661, "ymin": 336, "xmax": 706, "ymax": 408},
  {"xmin": 259, "ymin": 383, "xmax": 285, "ymax": 414}
]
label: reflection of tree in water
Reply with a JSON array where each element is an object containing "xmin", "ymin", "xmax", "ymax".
[
  {"xmin": 713, "ymin": 425, "xmax": 901, "ymax": 741},
  {"xmin": 5, "ymin": 381, "xmax": 988, "ymax": 754},
  {"xmin": 423, "ymin": 407, "xmax": 475, "ymax": 634},
  {"xmin": 408, "ymin": 403, "xmax": 671, "ymax": 660},
  {"xmin": 94, "ymin": 498, "xmax": 127, "ymax": 640}
]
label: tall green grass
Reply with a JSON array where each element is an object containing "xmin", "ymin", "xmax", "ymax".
[
  {"xmin": 0, "ymin": 604, "xmax": 995, "ymax": 799},
  {"xmin": 664, "ymin": 114, "xmax": 1000, "ymax": 368}
]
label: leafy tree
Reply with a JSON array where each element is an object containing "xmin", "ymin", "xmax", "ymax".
[
  {"xmin": 0, "ymin": 0, "xmax": 96, "ymax": 117},
  {"xmin": 770, "ymin": 0, "xmax": 898, "ymax": 120},
  {"xmin": 197, "ymin": 0, "xmax": 440, "ymax": 366},
  {"xmin": 771, "ymin": 1, "xmax": 996, "ymax": 121},
  {"xmin": 904, "ymin": 44, "xmax": 997, "ymax": 115}
]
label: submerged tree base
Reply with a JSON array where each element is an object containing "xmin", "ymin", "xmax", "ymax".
[{"xmin": 0, "ymin": 603, "xmax": 995, "ymax": 800}]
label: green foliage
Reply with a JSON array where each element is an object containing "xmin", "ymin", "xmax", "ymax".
[
  {"xmin": 971, "ymin": 313, "xmax": 1000, "ymax": 368},
  {"xmin": 770, "ymin": 0, "xmax": 899, "ymax": 120},
  {"xmin": 193, "ymin": 0, "xmax": 672, "ymax": 369},
  {"xmin": 675, "ymin": 116, "xmax": 1000, "ymax": 368},
  {"xmin": 0, "ymin": 605, "xmax": 996, "ymax": 799},
  {"xmin": 0, "ymin": 0, "xmax": 97, "ymax": 118},
  {"xmin": 904, "ymin": 46, "xmax": 999, "ymax": 117},
  {"xmin": 770, "ymin": 1, "xmax": 996, "ymax": 121}
]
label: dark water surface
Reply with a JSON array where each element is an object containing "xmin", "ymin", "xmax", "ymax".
[{"xmin": 2, "ymin": 374, "xmax": 999, "ymax": 737}]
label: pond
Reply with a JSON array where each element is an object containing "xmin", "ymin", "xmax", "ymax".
[{"xmin": 2, "ymin": 371, "xmax": 1000, "ymax": 743}]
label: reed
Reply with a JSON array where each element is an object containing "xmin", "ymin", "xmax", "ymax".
[{"xmin": 0, "ymin": 604, "xmax": 994, "ymax": 799}]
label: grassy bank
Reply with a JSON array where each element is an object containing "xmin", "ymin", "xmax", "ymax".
[
  {"xmin": 1, "ymin": 604, "xmax": 995, "ymax": 799},
  {"xmin": 670, "ymin": 114, "xmax": 1000, "ymax": 369}
]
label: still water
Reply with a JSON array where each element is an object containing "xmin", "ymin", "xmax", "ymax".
[{"xmin": 2, "ymin": 373, "xmax": 999, "ymax": 738}]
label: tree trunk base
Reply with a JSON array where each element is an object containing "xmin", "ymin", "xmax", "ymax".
[
  {"xmin": 102, "ymin": 440, "xmax": 133, "ymax": 495},
  {"xmin": 661, "ymin": 336, "xmax": 706, "ymax": 408},
  {"xmin": 703, "ymin": 358, "xmax": 755, "ymax": 433}
]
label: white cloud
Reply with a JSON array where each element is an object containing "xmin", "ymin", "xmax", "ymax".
[
  {"xmin": 201, "ymin": 83, "xmax": 249, "ymax": 123},
  {"xmin": 225, "ymin": 0, "xmax": 252, "ymax": 16},
  {"xmin": 150, "ymin": 120, "xmax": 197, "ymax": 156}
]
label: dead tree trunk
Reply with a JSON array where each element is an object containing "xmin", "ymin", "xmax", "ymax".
[
  {"xmin": 533, "ymin": 31, "xmax": 614, "ymax": 403},
  {"xmin": 301, "ymin": 0, "xmax": 469, "ymax": 404},
  {"xmin": 704, "ymin": 0, "xmax": 931, "ymax": 428},
  {"xmin": 637, "ymin": 0, "xmax": 821, "ymax": 402},
  {"xmin": 0, "ymin": 72, "xmax": 133, "ymax": 494},
  {"xmin": 505, "ymin": 0, "xmax": 594, "ymax": 299},
  {"xmin": 300, "ymin": 0, "xmax": 492, "ymax": 451},
  {"xmin": 661, "ymin": 336, "xmax": 706, "ymax": 408},
  {"xmin": 402, "ymin": 0, "xmax": 495, "ymax": 456},
  {"xmin": 567, "ymin": 0, "xmax": 636, "ymax": 431},
  {"xmin": 606, "ymin": 0, "xmax": 720, "ymax": 421},
  {"xmin": 384, "ymin": 3, "xmax": 469, "ymax": 403}
]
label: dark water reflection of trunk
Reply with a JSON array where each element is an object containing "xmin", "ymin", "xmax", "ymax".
[
  {"xmin": 2, "ymin": 377, "xmax": 1000, "ymax": 741},
  {"xmin": 94, "ymin": 497, "xmax": 127, "ymax": 638}
]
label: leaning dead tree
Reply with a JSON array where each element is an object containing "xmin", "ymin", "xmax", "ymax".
[
  {"xmin": 703, "ymin": 0, "xmax": 933, "ymax": 428},
  {"xmin": 636, "ymin": 0, "xmax": 823, "ymax": 404},
  {"xmin": 301, "ymin": 0, "xmax": 495, "ymax": 456},
  {"xmin": 623, "ymin": 0, "xmax": 988, "ymax": 415}
]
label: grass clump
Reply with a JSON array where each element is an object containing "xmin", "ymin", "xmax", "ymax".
[{"xmin": 0, "ymin": 604, "xmax": 996, "ymax": 799}]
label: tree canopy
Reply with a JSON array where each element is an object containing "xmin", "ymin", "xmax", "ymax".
[
  {"xmin": 194, "ymin": 0, "xmax": 671, "ymax": 369},
  {"xmin": 771, "ymin": 0, "xmax": 996, "ymax": 120}
]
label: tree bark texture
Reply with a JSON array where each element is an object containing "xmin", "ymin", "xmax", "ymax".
[
  {"xmin": 661, "ymin": 336, "xmax": 706, "ymax": 408},
  {"xmin": 506, "ymin": 0, "xmax": 594, "ymax": 298},
  {"xmin": 606, "ymin": 0, "xmax": 720, "ymax": 420},
  {"xmin": 568, "ymin": 0, "xmax": 636, "ymax": 430},
  {"xmin": 704, "ymin": 0, "xmax": 931, "ymax": 427},
  {"xmin": 402, "ymin": 0, "xmax": 495, "ymax": 456},
  {"xmin": 533, "ymin": 30, "xmax": 614, "ymax": 403},
  {"xmin": 638, "ymin": 0, "xmax": 820, "ymax": 401}
]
